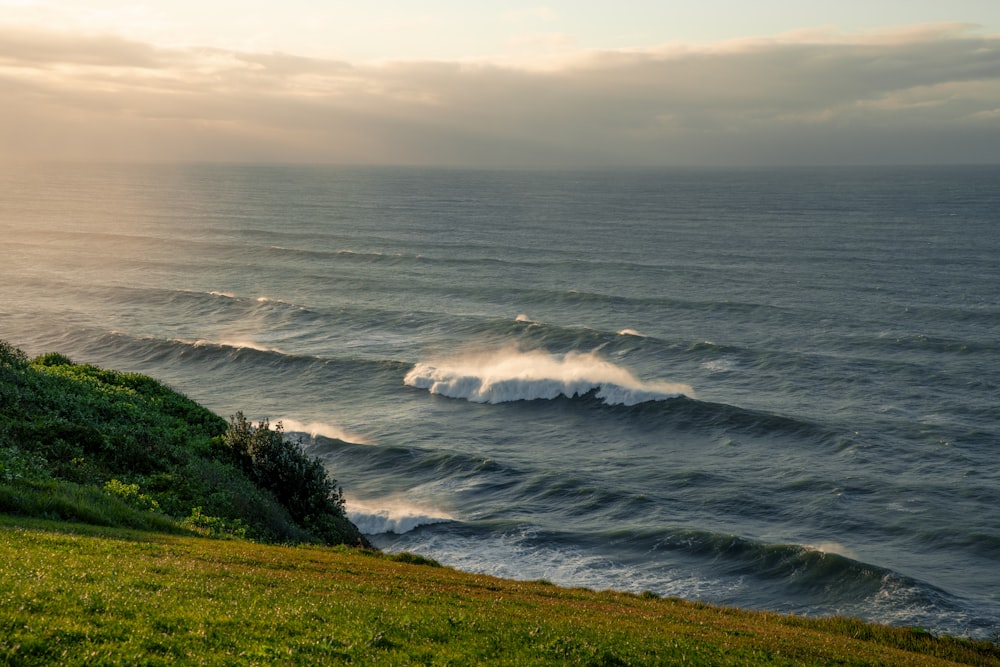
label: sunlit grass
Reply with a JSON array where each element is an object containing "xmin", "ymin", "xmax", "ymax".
[{"xmin": 2, "ymin": 517, "xmax": 997, "ymax": 666}]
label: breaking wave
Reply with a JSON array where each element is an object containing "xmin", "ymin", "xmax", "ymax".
[
  {"xmin": 346, "ymin": 499, "xmax": 454, "ymax": 535},
  {"xmin": 403, "ymin": 346, "xmax": 694, "ymax": 406},
  {"xmin": 277, "ymin": 418, "xmax": 371, "ymax": 446}
]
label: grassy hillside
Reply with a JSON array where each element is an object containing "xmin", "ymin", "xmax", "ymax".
[
  {"xmin": 0, "ymin": 340, "xmax": 365, "ymax": 546},
  {"xmin": 3, "ymin": 516, "xmax": 998, "ymax": 666}
]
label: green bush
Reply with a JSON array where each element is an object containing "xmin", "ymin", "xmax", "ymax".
[
  {"xmin": 223, "ymin": 412, "xmax": 365, "ymax": 546},
  {"xmin": 0, "ymin": 447, "xmax": 50, "ymax": 483},
  {"xmin": 0, "ymin": 340, "xmax": 28, "ymax": 368},
  {"xmin": 33, "ymin": 352, "xmax": 74, "ymax": 367},
  {"xmin": 0, "ymin": 341, "xmax": 29, "ymax": 409},
  {"xmin": 181, "ymin": 506, "xmax": 248, "ymax": 539},
  {"xmin": 387, "ymin": 551, "xmax": 442, "ymax": 567},
  {"xmin": 103, "ymin": 479, "xmax": 161, "ymax": 513},
  {"xmin": 161, "ymin": 456, "xmax": 314, "ymax": 544}
]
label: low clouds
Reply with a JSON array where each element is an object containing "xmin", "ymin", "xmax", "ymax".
[
  {"xmin": 2, "ymin": 22, "xmax": 998, "ymax": 165},
  {"xmin": 0, "ymin": 25, "xmax": 167, "ymax": 68}
]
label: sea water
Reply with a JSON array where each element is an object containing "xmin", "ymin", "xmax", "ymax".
[{"xmin": 1, "ymin": 163, "xmax": 998, "ymax": 639}]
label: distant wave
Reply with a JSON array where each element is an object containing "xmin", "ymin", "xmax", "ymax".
[
  {"xmin": 404, "ymin": 346, "xmax": 694, "ymax": 406},
  {"xmin": 99, "ymin": 330, "xmax": 415, "ymax": 376},
  {"xmin": 186, "ymin": 288, "xmax": 306, "ymax": 311},
  {"xmin": 346, "ymin": 499, "xmax": 454, "ymax": 535},
  {"xmin": 180, "ymin": 337, "xmax": 285, "ymax": 354}
]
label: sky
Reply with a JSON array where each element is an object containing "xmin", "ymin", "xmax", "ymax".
[{"xmin": 2, "ymin": 1, "xmax": 1000, "ymax": 166}]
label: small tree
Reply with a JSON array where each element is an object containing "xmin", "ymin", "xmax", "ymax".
[
  {"xmin": 223, "ymin": 412, "xmax": 358, "ymax": 545},
  {"xmin": 0, "ymin": 340, "xmax": 28, "ymax": 368}
]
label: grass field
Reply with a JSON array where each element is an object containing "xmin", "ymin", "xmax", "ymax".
[{"xmin": 3, "ymin": 516, "xmax": 998, "ymax": 666}]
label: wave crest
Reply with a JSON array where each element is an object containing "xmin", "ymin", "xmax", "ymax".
[
  {"xmin": 404, "ymin": 346, "xmax": 694, "ymax": 406},
  {"xmin": 277, "ymin": 418, "xmax": 371, "ymax": 446},
  {"xmin": 346, "ymin": 500, "xmax": 454, "ymax": 535}
]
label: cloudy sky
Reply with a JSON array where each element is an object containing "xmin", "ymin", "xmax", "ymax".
[{"xmin": 3, "ymin": 1, "xmax": 999, "ymax": 166}]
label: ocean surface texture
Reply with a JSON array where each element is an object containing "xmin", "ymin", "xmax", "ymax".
[{"xmin": 2, "ymin": 164, "xmax": 998, "ymax": 639}]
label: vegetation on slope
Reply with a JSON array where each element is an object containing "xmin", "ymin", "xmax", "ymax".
[{"xmin": 0, "ymin": 340, "xmax": 366, "ymax": 547}]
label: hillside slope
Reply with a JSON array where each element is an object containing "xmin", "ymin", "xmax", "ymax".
[
  {"xmin": 2, "ymin": 517, "xmax": 998, "ymax": 666},
  {"xmin": 0, "ymin": 340, "xmax": 365, "ymax": 546}
]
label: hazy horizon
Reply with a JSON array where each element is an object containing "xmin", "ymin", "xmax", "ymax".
[{"xmin": 3, "ymin": 2, "xmax": 999, "ymax": 167}]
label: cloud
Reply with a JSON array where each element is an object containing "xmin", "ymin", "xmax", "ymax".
[
  {"xmin": 1, "ymin": 22, "xmax": 999, "ymax": 165},
  {"xmin": 0, "ymin": 25, "xmax": 167, "ymax": 68}
]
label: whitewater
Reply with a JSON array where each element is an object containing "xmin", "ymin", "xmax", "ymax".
[
  {"xmin": 403, "ymin": 346, "xmax": 694, "ymax": 405},
  {"xmin": 1, "ymin": 163, "xmax": 997, "ymax": 639}
]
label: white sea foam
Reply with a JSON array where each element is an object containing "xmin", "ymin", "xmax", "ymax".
[
  {"xmin": 701, "ymin": 358, "xmax": 738, "ymax": 373},
  {"xmin": 277, "ymin": 418, "xmax": 370, "ymax": 445},
  {"xmin": 371, "ymin": 528, "xmax": 737, "ymax": 601},
  {"xmin": 346, "ymin": 499, "xmax": 454, "ymax": 535},
  {"xmin": 404, "ymin": 346, "xmax": 694, "ymax": 406}
]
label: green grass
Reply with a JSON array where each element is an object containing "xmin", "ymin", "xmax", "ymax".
[
  {"xmin": 2, "ymin": 516, "xmax": 997, "ymax": 666},
  {"xmin": 0, "ymin": 478, "xmax": 184, "ymax": 533}
]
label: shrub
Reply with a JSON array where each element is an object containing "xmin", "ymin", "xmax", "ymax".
[
  {"xmin": 388, "ymin": 552, "xmax": 442, "ymax": 567},
  {"xmin": 0, "ymin": 340, "xmax": 28, "ymax": 368},
  {"xmin": 163, "ymin": 457, "xmax": 314, "ymax": 544},
  {"xmin": 223, "ymin": 412, "xmax": 364, "ymax": 546},
  {"xmin": 181, "ymin": 506, "xmax": 248, "ymax": 539},
  {"xmin": 0, "ymin": 447, "xmax": 51, "ymax": 483},
  {"xmin": 33, "ymin": 352, "xmax": 74, "ymax": 367},
  {"xmin": 224, "ymin": 413, "xmax": 345, "ymax": 517},
  {"xmin": 103, "ymin": 479, "xmax": 161, "ymax": 513},
  {"xmin": 0, "ymin": 341, "xmax": 29, "ymax": 400}
]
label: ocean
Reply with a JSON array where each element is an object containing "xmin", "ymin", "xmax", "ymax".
[{"xmin": 1, "ymin": 162, "xmax": 998, "ymax": 639}]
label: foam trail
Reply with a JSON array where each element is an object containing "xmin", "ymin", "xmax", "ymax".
[
  {"xmin": 346, "ymin": 499, "xmax": 454, "ymax": 535},
  {"xmin": 278, "ymin": 418, "xmax": 371, "ymax": 445},
  {"xmin": 404, "ymin": 346, "xmax": 694, "ymax": 406}
]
